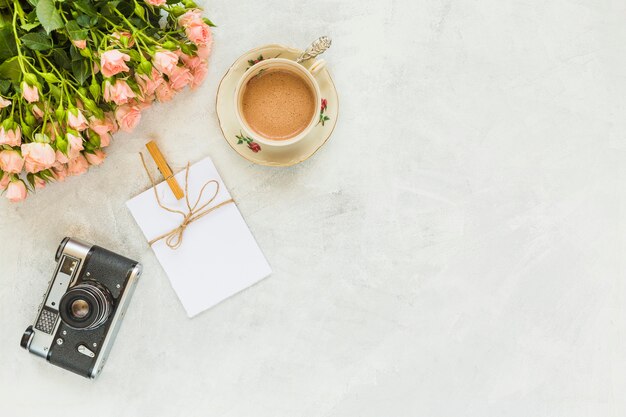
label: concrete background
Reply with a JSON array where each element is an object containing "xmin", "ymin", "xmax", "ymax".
[{"xmin": 2, "ymin": 0, "xmax": 626, "ymax": 415}]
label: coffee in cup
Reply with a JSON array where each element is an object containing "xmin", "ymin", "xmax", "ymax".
[
  {"xmin": 235, "ymin": 58, "xmax": 324, "ymax": 147},
  {"xmin": 241, "ymin": 69, "xmax": 316, "ymax": 141}
]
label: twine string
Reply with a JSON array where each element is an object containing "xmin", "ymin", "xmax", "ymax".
[{"xmin": 139, "ymin": 153, "xmax": 234, "ymax": 249}]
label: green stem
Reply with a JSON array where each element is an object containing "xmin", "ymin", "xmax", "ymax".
[{"xmin": 11, "ymin": 2, "xmax": 26, "ymax": 74}]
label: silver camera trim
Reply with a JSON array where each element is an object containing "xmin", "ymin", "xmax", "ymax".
[{"xmin": 27, "ymin": 238, "xmax": 91, "ymax": 359}]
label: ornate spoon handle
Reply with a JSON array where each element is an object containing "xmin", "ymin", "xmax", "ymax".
[{"xmin": 296, "ymin": 36, "xmax": 332, "ymax": 63}]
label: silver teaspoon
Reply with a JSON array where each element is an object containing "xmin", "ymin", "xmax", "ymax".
[{"xmin": 296, "ymin": 36, "xmax": 332, "ymax": 64}]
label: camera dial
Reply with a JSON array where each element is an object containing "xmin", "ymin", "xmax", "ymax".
[{"xmin": 59, "ymin": 281, "xmax": 113, "ymax": 330}]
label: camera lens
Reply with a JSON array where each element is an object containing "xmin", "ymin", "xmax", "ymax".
[
  {"xmin": 59, "ymin": 281, "xmax": 113, "ymax": 330},
  {"xmin": 70, "ymin": 299, "xmax": 90, "ymax": 319}
]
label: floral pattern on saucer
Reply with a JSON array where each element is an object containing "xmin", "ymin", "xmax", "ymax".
[
  {"xmin": 318, "ymin": 99, "xmax": 330, "ymax": 126},
  {"xmin": 236, "ymin": 132, "xmax": 261, "ymax": 153}
]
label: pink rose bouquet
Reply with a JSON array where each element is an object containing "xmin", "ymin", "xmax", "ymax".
[{"xmin": 0, "ymin": 0, "xmax": 215, "ymax": 202}]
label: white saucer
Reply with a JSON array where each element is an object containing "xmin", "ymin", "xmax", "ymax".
[{"xmin": 216, "ymin": 44, "xmax": 339, "ymax": 166}]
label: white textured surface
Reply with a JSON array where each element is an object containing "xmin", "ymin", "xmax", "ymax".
[{"xmin": 1, "ymin": 0, "xmax": 626, "ymax": 415}]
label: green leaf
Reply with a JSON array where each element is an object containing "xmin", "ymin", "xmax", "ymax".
[
  {"xmin": 51, "ymin": 48, "xmax": 71, "ymax": 70},
  {"xmin": 202, "ymin": 17, "xmax": 216, "ymax": 27},
  {"xmin": 21, "ymin": 22, "xmax": 41, "ymax": 31},
  {"xmin": 116, "ymin": 1, "xmax": 134, "ymax": 17},
  {"xmin": 21, "ymin": 32, "xmax": 53, "ymax": 51},
  {"xmin": 0, "ymin": 11, "xmax": 11, "ymax": 26},
  {"xmin": 0, "ymin": 26, "xmax": 17, "ymax": 61},
  {"xmin": 36, "ymin": 0, "xmax": 64, "ymax": 34},
  {"xmin": 0, "ymin": 57, "xmax": 22, "ymax": 82},
  {"xmin": 26, "ymin": 173, "xmax": 35, "ymax": 189},
  {"xmin": 76, "ymin": 14, "xmax": 92, "ymax": 28},
  {"xmin": 73, "ymin": 0, "xmax": 97, "ymax": 17},
  {"xmin": 71, "ymin": 59, "xmax": 89, "ymax": 86},
  {"xmin": 40, "ymin": 169, "xmax": 53, "ymax": 180},
  {"xmin": 0, "ymin": 79, "xmax": 10, "ymax": 94},
  {"xmin": 65, "ymin": 20, "xmax": 88, "ymax": 41}
]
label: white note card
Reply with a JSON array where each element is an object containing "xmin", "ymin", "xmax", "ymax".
[{"xmin": 126, "ymin": 157, "xmax": 272, "ymax": 317}]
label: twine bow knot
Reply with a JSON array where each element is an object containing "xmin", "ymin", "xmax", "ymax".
[{"xmin": 140, "ymin": 153, "xmax": 234, "ymax": 250}]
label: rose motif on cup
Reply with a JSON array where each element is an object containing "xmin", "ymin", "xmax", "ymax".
[
  {"xmin": 318, "ymin": 98, "xmax": 330, "ymax": 126},
  {"xmin": 247, "ymin": 53, "xmax": 282, "ymax": 70},
  {"xmin": 236, "ymin": 132, "xmax": 261, "ymax": 153}
]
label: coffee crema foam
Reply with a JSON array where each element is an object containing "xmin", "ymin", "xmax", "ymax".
[{"xmin": 241, "ymin": 69, "xmax": 316, "ymax": 140}]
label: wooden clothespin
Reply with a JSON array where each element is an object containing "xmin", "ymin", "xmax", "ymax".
[{"xmin": 145, "ymin": 140, "xmax": 185, "ymax": 200}]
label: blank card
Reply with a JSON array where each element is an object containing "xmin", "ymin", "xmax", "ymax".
[{"xmin": 126, "ymin": 156, "xmax": 271, "ymax": 317}]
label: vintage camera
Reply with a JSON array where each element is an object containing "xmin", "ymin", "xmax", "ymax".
[{"xmin": 21, "ymin": 238, "xmax": 142, "ymax": 379}]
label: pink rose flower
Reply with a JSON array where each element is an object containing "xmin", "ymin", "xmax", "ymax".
[
  {"xmin": 32, "ymin": 104, "xmax": 44, "ymax": 119},
  {"xmin": 145, "ymin": 0, "xmax": 166, "ymax": 6},
  {"xmin": 112, "ymin": 31, "xmax": 135, "ymax": 48},
  {"xmin": 21, "ymin": 142, "xmax": 56, "ymax": 173},
  {"xmin": 0, "ymin": 126, "xmax": 21, "ymax": 147},
  {"xmin": 104, "ymin": 112, "xmax": 119, "ymax": 133},
  {"xmin": 68, "ymin": 108, "xmax": 89, "ymax": 131},
  {"xmin": 168, "ymin": 66, "xmax": 193, "ymax": 91},
  {"xmin": 85, "ymin": 150, "xmax": 106, "ymax": 165},
  {"xmin": 0, "ymin": 150, "xmax": 24, "ymax": 173},
  {"xmin": 0, "ymin": 172, "xmax": 9, "ymax": 190},
  {"xmin": 68, "ymin": 154, "xmax": 89, "ymax": 176},
  {"xmin": 44, "ymin": 123, "xmax": 59, "ymax": 142},
  {"xmin": 196, "ymin": 44, "xmax": 212, "ymax": 60},
  {"xmin": 185, "ymin": 22, "xmax": 212, "ymax": 47},
  {"xmin": 0, "ymin": 96, "xmax": 11, "ymax": 109},
  {"xmin": 134, "ymin": 99, "xmax": 152, "ymax": 112},
  {"xmin": 34, "ymin": 176, "xmax": 46, "ymax": 189},
  {"xmin": 21, "ymin": 83, "xmax": 39, "ymax": 103},
  {"xmin": 99, "ymin": 132, "xmax": 112, "ymax": 147},
  {"xmin": 104, "ymin": 79, "xmax": 136, "ymax": 105},
  {"xmin": 153, "ymin": 50, "xmax": 179, "ymax": 76},
  {"xmin": 178, "ymin": 9, "xmax": 203, "ymax": 27},
  {"xmin": 175, "ymin": 49, "xmax": 190, "ymax": 61},
  {"xmin": 100, "ymin": 50, "xmax": 131, "ymax": 77},
  {"xmin": 72, "ymin": 39, "xmax": 87, "ymax": 49},
  {"xmin": 67, "ymin": 133, "xmax": 85, "ymax": 159},
  {"xmin": 6, "ymin": 179, "xmax": 27, "ymax": 202},
  {"xmin": 135, "ymin": 68, "xmax": 164, "ymax": 100},
  {"xmin": 55, "ymin": 133, "xmax": 82, "ymax": 164},
  {"xmin": 89, "ymin": 117, "xmax": 111, "ymax": 136},
  {"xmin": 115, "ymin": 105, "xmax": 142, "ymax": 132},
  {"xmin": 55, "ymin": 150, "xmax": 68, "ymax": 164},
  {"xmin": 52, "ymin": 162, "xmax": 68, "ymax": 182},
  {"xmin": 155, "ymin": 82, "xmax": 175, "ymax": 102},
  {"xmin": 185, "ymin": 57, "xmax": 209, "ymax": 90}
]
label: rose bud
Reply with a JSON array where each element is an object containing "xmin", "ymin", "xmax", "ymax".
[{"xmin": 6, "ymin": 179, "xmax": 27, "ymax": 203}]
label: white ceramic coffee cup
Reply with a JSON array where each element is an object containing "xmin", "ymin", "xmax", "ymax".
[{"xmin": 234, "ymin": 58, "xmax": 325, "ymax": 147}]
